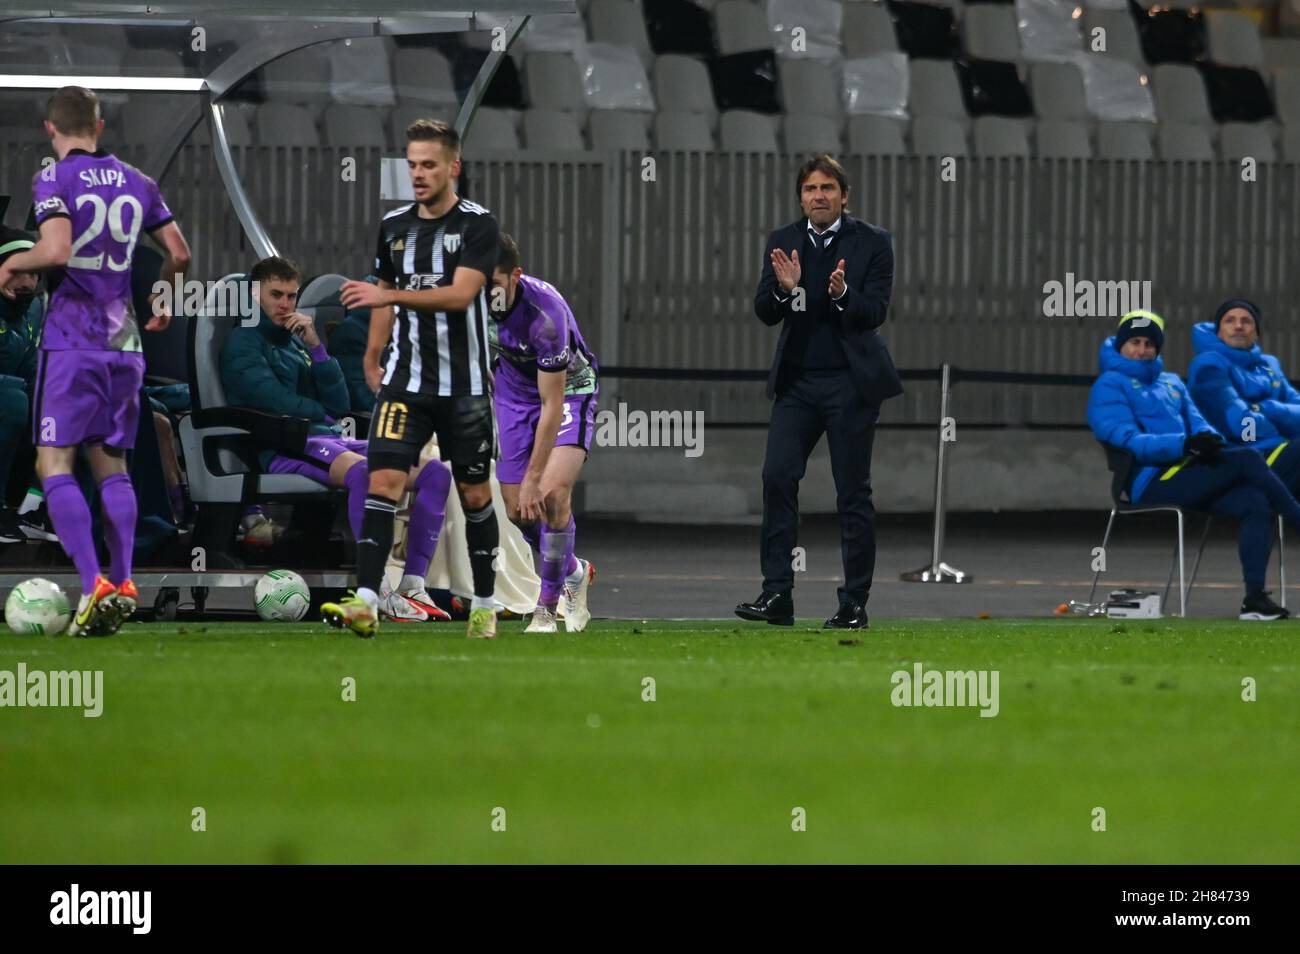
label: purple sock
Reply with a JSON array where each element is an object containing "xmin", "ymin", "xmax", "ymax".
[
  {"xmin": 43, "ymin": 473, "xmax": 100, "ymax": 592},
  {"xmin": 404, "ymin": 461, "xmax": 451, "ymax": 579},
  {"xmin": 98, "ymin": 473, "xmax": 138, "ymax": 584},
  {"xmin": 520, "ymin": 520, "xmax": 541, "ymax": 551},
  {"xmin": 539, "ymin": 517, "xmax": 576, "ymax": 609},
  {"xmin": 343, "ymin": 461, "xmax": 369, "ymax": 541}
]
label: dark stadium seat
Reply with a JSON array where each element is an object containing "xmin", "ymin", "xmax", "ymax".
[
  {"xmin": 1087, "ymin": 443, "xmax": 1286, "ymax": 618},
  {"xmin": 643, "ymin": 0, "xmax": 717, "ymax": 58},
  {"xmin": 1198, "ymin": 64, "xmax": 1275, "ymax": 123},
  {"xmin": 954, "ymin": 59, "xmax": 1034, "ymax": 118},
  {"xmin": 886, "ymin": 1, "xmax": 960, "ymax": 61},
  {"xmin": 706, "ymin": 49, "xmax": 781, "ymax": 114},
  {"xmin": 1132, "ymin": 0, "xmax": 1207, "ymax": 67}
]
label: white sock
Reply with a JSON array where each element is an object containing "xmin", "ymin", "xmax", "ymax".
[
  {"xmin": 19, "ymin": 489, "xmax": 42, "ymax": 515},
  {"xmin": 400, "ymin": 574, "xmax": 425, "ymax": 594},
  {"xmin": 470, "ymin": 595, "xmax": 496, "ymax": 612},
  {"xmin": 565, "ymin": 559, "xmax": 586, "ymax": 586},
  {"xmin": 357, "ymin": 587, "xmax": 380, "ymax": 611}
]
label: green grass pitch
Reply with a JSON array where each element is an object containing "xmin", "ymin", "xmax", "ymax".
[{"xmin": 1, "ymin": 617, "xmax": 1296, "ymax": 863}]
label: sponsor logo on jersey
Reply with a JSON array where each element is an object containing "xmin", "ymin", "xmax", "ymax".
[
  {"xmin": 34, "ymin": 196, "xmax": 68, "ymax": 216},
  {"xmin": 404, "ymin": 273, "xmax": 444, "ymax": 290},
  {"xmin": 444, "ymin": 233, "xmax": 461, "ymax": 253}
]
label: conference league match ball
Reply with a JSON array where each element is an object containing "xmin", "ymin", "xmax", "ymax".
[
  {"xmin": 254, "ymin": 570, "xmax": 311, "ymax": 622},
  {"xmin": 5, "ymin": 578, "xmax": 72, "ymax": 636}
]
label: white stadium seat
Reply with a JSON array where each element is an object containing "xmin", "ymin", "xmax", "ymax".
[
  {"xmin": 963, "ymin": 5, "xmax": 1022, "ymax": 63},
  {"xmin": 719, "ymin": 109, "xmax": 780, "ymax": 151},
  {"xmin": 323, "ymin": 104, "xmax": 388, "ymax": 148},
  {"xmin": 782, "ymin": 113, "xmax": 843, "ymax": 153},
  {"xmin": 1096, "ymin": 120, "xmax": 1154, "ymax": 160},
  {"xmin": 1206, "ymin": 10, "xmax": 1265, "ymax": 69},
  {"xmin": 715, "ymin": 0, "xmax": 776, "ymax": 55},
  {"xmin": 846, "ymin": 114, "xmax": 908, "ymax": 155},
  {"xmin": 1082, "ymin": 10, "xmax": 1146, "ymax": 69},
  {"xmin": 1030, "ymin": 61, "xmax": 1088, "ymax": 120},
  {"xmin": 588, "ymin": 0, "xmax": 655, "ymax": 66},
  {"xmin": 393, "ymin": 48, "xmax": 459, "ymax": 110},
  {"xmin": 467, "ymin": 108, "xmax": 522, "ymax": 151},
  {"xmin": 653, "ymin": 54, "xmax": 717, "ymax": 118},
  {"xmin": 1218, "ymin": 122, "xmax": 1275, "ymax": 161},
  {"xmin": 911, "ymin": 116, "xmax": 968, "ymax": 156},
  {"xmin": 780, "ymin": 58, "xmax": 843, "ymax": 118},
  {"xmin": 328, "ymin": 37, "xmax": 396, "ymax": 107},
  {"xmin": 1272, "ymin": 70, "xmax": 1300, "ymax": 125},
  {"xmin": 909, "ymin": 59, "xmax": 967, "ymax": 120},
  {"xmin": 973, "ymin": 116, "xmax": 1030, "ymax": 157},
  {"xmin": 590, "ymin": 109, "xmax": 652, "ymax": 150},
  {"xmin": 1157, "ymin": 122, "xmax": 1214, "ymax": 160},
  {"xmin": 254, "ymin": 103, "xmax": 321, "ymax": 147},
  {"xmin": 654, "ymin": 111, "xmax": 716, "ymax": 150},
  {"xmin": 262, "ymin": 44, "xmax": 332, "ymax": 103},
  {"xmin": 524, "ymin": 51, "xmax": 589, "ymax": 113},
  {"xmin": 1035, "ymin": 119, "xmax": 1093, "ymax": 158},
  {"xmin": 523, "ymin": 108, "xmax": 588, "ymax": 149},
  {"xmin": 841, "ymin": 1, "xmax": 900, "ymax": 58},
  {"xmin": 1152, "ymin": 63, "xmax": 1213, "ymax": 125}
]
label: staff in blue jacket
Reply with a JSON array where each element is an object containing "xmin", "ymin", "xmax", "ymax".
[
  {"xmin": 1188, "ymin": 298, "xmax": 1300, "ymax": 491},
  {"xmin": 1087, "ymin": 309, "xmax": 1300, "ymax": 620}
]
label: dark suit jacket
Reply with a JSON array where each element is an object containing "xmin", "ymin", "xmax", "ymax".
[{"xmin": 754, "ymin": 214, "xmax": 904, "ymax": 406}]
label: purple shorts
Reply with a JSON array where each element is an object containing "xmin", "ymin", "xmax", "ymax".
[
  {"xmin": 267, "ymin": 435, "xmax": 369, "ymax": 483},
  {"xmin": 495, "ymin": 387, "xmax": 598, "ymax": 485},
  {"xmin": 33, "ymin": 349, "xmax": 145, "ymax": 448}
]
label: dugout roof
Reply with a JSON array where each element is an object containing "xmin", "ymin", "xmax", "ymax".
[{"xmin": 1, "ymin": 1, "xmax": 573, "ymax": 256}]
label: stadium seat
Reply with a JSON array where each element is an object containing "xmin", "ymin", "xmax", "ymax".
[
  {"xmin": 523, "ymin": 108, "xmax": 588, "ymax": 150},
  {"xmin": 962, "ymin": 5, "xmax": 1021, "ymax": 63},
  {"xmin": 387, "ymin": 105, "xmax": 450, "ymax": 149},
  {"xmin": 588, "ymin": 0, "xmax": 656, "ymax": 66},
  {"xmin": 466, "ymin": 108, "xmax": 522, "ymax": 151},
  {"xmin": 1218, "ymin": 122, "xmax": 1275, "ymax": 162},
  {"xmin": 1205, "ymin": 10, "xmax": 1264, "ymax": 69},
  {"xmin": 643, "ymin": 0, "xmax": 718, "ymax": 57},
  {"xmin": 655, "ymin": 111, "xmax": 716, "ymax": 149},
  {"xmin": 973, "ymin": 115, "xmax": 1030, "ymax": 157},
  {"xmin": 1283, "ymin": 123, "xmax": 1300, "ymax": 160},
  {"xmin": 707, "ymin": 49, "xmax": 782, "ymax": 112},
  {"xmin": 887, "ymin": 0, "xmax": 960, "ymax": 60},
  {"xmin": 328, "ymin": 37, "xmax": 397, "ymax": 107},
  {"xmin": 909, "ymin": 59, "xmax": 968, "ymax": 120},
  {"xmin": 392, "ymin": 47, "xmax": 459, "ymax": 110},
  {"xmin": 573, "ymin": 42, "xmax": 656, "ymax": 110},
  {"xmin": 1273, "ymin": 71, "xmax": 1300, "ymax": 126},
  {"xmin": 911, "ymin": 116, "xmax": 968, "ymax": 155},
  {"xmin": 780, "ymin": 58, "xmax": 843, "ymax": 118},
  {"xmin": 842, "ymin": 53, "xmax": 909, "ymax": 118},
  {"xmin": 768, "ymin": 0, "xmax": 843, "ymax": 59},
  {"xmin": 1015, "ymin": 0, "xmax": 1082, "ymax": 64},
  {"xmin": 323, "ymin": 104, "xmax": 388, "ymax": 148},
  {"xmin": 841, "ymin": 1, "xmax": 900, "ymax": 58},
  {"xmin": 1135, "ymin": 4, "xmax": 1207, "ymax": 66},
  {"xmin": 298, "ymin": 274, "xmax": 350, "ymax": 350},
  {"xmin": 715, "ymin": 0, "xmax": 776, "ymax": 54},
  {"xmin": 179, "ymin": 275, "xmax": 337, "ymax": 565},
  {"xmin": 718, "ymin": 109, "xmax": 780, "ymax": 151},
  {"xmin": 254, "ymin": 103, "xmax": 321, "ymax": 147},
  {"xmin": 192, "ymin": 102, "xmax": 253, "ymax": 147},
  {"xmin": 1077, "ymin": 54, "xmax": 1156, "ymax": 122},
  {"xmin": 1200, "ymin": 64, "xmax": 1274, "ymax": 123},
  {"xmin": 1262, "ymin": 37, "xmax": 1300, "ymax": 72},
  {"xmin": 1029, "ymin": 61, "xmax": 1088, "ymax": 120},
  {"xmin": 524, "ymin": 51, "xmax": 589, "ymax": 113},
  {"xmin": 956, "ymin": 60, "xmax": 1034, "ymax": 117},
  {"xmin": 846, "ymin": 114, "xmax": 908, "ymax": 154},
  {"xmin": 782, "ymin": 113, "xmax": 843, "ymax": 153},
  {"xmin": 653, "ymin": 54, "xmax": 717, "ymax": 118},
  {"xmin": 1157, "ymin": 121, "xmax": 1214, "ymax": 160},
  {"xmin": 1152, "ymin": 63, "xmax": 1213, "ymax": 124},
  {"xmin": 1034, "ymin": 119, "xmax": 1092, "ymax": 159},
  {"xmin": 1081, "ymin": 9, "xmax": 1146, "ymax": 69},
  {"xmin": 1096, "ymin": 120, "xmax": 1155, "ymax": 160},
  {"xmin": 590, "ymin": 109, "xmax": 653, "ymax": 150},
  {"xmin": 261, "ymin": 44, "xmax": 332, "ymax": 104}
]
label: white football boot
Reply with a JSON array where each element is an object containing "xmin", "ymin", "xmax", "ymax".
[
  {"xmin": 562, "ymin": 559, "xmax": 594, "ymax": 632},
  {"xmin": 524, "ymin": 605, "xmax": 559, "ymax": 633}
]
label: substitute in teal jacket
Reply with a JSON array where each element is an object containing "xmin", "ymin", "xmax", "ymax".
[
  {"xmin": 1187, "ymin": 299, "xmax": 1300, "ymax": 454},
  {"xmin": 1086, "ymin": 312, "xmax": 1220, "ymax": 502},
  {"xmin": 220, "ymin": 304, "xmax": 350, "ymax": 435}
]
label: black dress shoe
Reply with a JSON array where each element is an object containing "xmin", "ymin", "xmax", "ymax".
[
  {"xmin": 735, "ymin": 590, "xmax": 794, "ymax": 626},
  {"xmin": 824, "ymin": 601, "xmax": 868, "ymax": 629}
]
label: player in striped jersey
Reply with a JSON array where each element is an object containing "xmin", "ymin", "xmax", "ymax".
[{"xmin": 330, "ymin": 119, "xmax": 501, "ymax": 638}]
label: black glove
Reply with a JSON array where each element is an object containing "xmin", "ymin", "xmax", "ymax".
[{"xmin": 1184, "ymin": 431, "xmax": 1225, "ymax": 462}]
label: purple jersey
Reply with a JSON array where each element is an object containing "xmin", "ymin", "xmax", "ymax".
[
  {"xmin": 490, "ymin": 273, "xmax": 597, "ymax": 401},
  {"xmin": 31, "ymin": 148, "xmax": 173, "ymax": 352}
]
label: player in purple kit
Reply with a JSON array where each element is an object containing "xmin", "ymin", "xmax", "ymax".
[
  {"xmin": 489, "ymin": 234, "xmax": 597, "ymax": 633},
  {"xmin": 0, "ymin": 87, "xmax": 191, "ymax": 636}
]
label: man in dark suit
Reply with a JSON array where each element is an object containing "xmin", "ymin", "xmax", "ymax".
[{"xmin": 735, "ymin": 154, "xmax": 903, "ymax": 629}]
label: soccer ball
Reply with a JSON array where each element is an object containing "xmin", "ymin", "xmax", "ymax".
[
  {"xmin": 5, "ymin": 578, "xmax": 72, "ymax": 635},
  {"xmin": 254, "ymin": 570, "xmax": 311, "ymax": 622}
]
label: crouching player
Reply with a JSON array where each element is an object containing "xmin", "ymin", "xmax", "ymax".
[
  {"xmin": 221, "ymin": 256, "xmax": 451, "ymax": 621},
  {"xmin": 490, "ymin": 234, "xmax": 596, "ymax": 632},
  {"xmin": 1089, "ymin": 310, "xmax": 1300, "ymax": 620}
]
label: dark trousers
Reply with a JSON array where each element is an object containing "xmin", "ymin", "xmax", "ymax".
[
  {"xmin": 761, "ymin": 368, "xmax": 878, "ymax": 604},
  {"xmin": 1139, "ymin": 445, "xmax": 1300, "ymax": 594}
]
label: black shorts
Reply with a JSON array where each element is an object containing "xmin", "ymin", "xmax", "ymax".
[{"xmin": 366, "ymin": 389, "xmax": 495, "ymax": 484}]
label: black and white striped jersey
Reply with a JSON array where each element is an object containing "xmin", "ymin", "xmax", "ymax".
[{"xmin": 372, "ymin": 197, "xmax": 500, "ymax": 397}]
